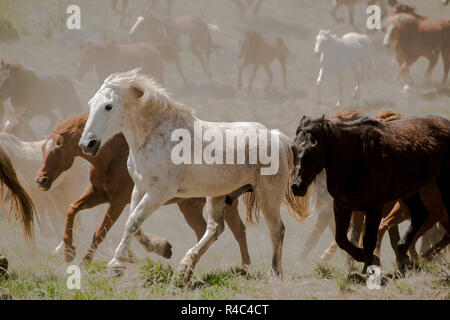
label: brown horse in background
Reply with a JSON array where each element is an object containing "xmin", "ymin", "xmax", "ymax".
[
  {"xmin": 129, "ymin": 13, "xmax": 217, "ymax": 79},
  {"xmin": 35, "ymin": 113, "xmax": 250, "ymax": 265},
  {"xmin": 238, "ymin": 30, "xmax": 288, "ymax": 91},
  {"xmin": 0, "ymin": 144, "xmax": 35, "ymax": 274},
  {"xmin": 0, "ymin": 60, "xmax": 81, "ymax": 129},
  {"xmin": 76, "ymin": 41, "xmax": 165, "ymax": 85},
  {"xmin": 383, "ymin": 4, "xmax": 450, "ymax": 87},
  {"xmin": 291, "ymin": 114, "xmax": 450, "ymax": 273}
]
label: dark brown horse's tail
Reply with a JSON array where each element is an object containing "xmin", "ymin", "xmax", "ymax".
[
  {"xmin": 0, "ymin": 145, "xmax": 35, "ymax": 241},
  {"xmin": 242, "ymin": 134, "xmax": 316, "ymax": 224}
]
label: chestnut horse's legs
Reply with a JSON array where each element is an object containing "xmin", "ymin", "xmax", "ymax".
[
  {"xmin": 425, "ymin": 52, "xmax": 439, "ymax": 86},
  {"xmin": 223, "ymin": 200, "xmax": 251, "ymax": 266},
  {"xmin": 263, "ymin": 63, "xmax": 273, "ymax": 92},
  {"xmin": 347, "ymin": 4, "xmax": 359, "ymax": 32},
  {"xmin": 248, "ymin": 64, "xmax": 261, "ymax": 91},
  {"xmin": 374, "ymin": 202, "xmax": 407, "ymax": 259},
  {"xmin": 279, "ymin": 58, "xmax": 287, "ymax": 89},
  {"xmin": 331, "ymin": 1, "xmax": 345, "ymax": 23},
  {"xmin": 177, "ymin": 198, "xmax": 207, "ymax": 241},
  {"xmin": 423, "ymin": 222, "xmax": 450, "ymax": 260},
  {"xmin": 62, "ymin": 185, "xmax": 107, "ymax": 263},
  {"xmin": 82, "ymin": 199, "xmax": 128, "ymax": 264},
  {"xmin": 397, "ymin": 193, "xmax": 429, "ymax": 272},
  {"xmin": 441, "ymin": 52, "xmax": 450, "ymax": 86}
]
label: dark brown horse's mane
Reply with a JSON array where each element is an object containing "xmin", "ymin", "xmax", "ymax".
[
  {"xmin": 376, "ymin": 110, "xmax": 403, "ymax": 122},
  {"xmin": 332, "ymin": 109, "xmax": 362, "ymax": 122},
  {"xmin": 391, "ymin": 3, "xmax": 426, "ymax": 20},
  {"xmin": 54, "ymin": 113, "xmax": 88, "ymax": 136}
]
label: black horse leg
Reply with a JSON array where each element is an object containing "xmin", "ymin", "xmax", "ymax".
[
  {"xmin": 334, "ymin": 202, "xmax": 365, "ymax": 262},
  {"xmin": 397, "ymin": 193, "xmax": 429, "ymax": 272},
  {"xmin": 436, "ymin": 170, "xmax": 450, "ymax": 220},
  {"xmin": 361, "ymin": 205, "xmax": 383, "ymax": 272}
]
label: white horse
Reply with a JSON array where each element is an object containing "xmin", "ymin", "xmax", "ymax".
[
  {"xmin": 314, "ymin": 30, "xmax": 374, "ymax": 107},
  {"xmin": 79, "ymin": 69, "xmax": 314, "ymax": 283},
  {"xmin": 0, "ymin": 133, "xmax": 88, "ymax": 239}
]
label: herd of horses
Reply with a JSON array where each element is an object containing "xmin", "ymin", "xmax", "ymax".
[{"xmin": 0, "ymin": 0, "xmax": 448, "ymax": 289}]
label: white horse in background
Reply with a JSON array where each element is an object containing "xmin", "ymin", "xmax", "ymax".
[
  {"xmin": 0, "ymin": 133, "xmax": 88, "ymax": 239},
  {"xmin": 314, "ymin": 30, "xmax": 374, "ymax": 107},
  {"xmin": 79, "ymin": 69, "xmax": 314, "ymax": 283}
]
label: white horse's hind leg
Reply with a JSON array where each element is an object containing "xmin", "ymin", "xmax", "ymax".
[
  {"xmin": 254, "ymin": 180, "xmax": 285, "ymax": 277},
  {"xmin": 176, "ymin": 196, "xmax": 226, "ymax": 284},
  {"xmin": 320, "ymin": 240, "xmax": 339, "ymax": 260},
  {"xmin": 316, "ymin": 68, "xmax": 324, "ymax": 104}
]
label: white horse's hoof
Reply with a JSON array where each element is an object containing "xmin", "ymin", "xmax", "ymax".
[
  {"xmin": 107, "ymin": 258, "xmax": 127, "ymax": 277},
  {"xmin": 403, "ymin": 85, "xmax": 410, "ymax": 92},
  {"xmin": 320, "ymin": 253, "xmax": 332, "ymax": 261},
  {"xmin": 53, "ymin": 241, "xmax": 64, "ymax": 256}
]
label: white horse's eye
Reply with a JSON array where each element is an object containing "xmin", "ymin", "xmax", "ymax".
[{"xmin": 105, "ymin": 104, "xmax": 113, "ymax": 111}]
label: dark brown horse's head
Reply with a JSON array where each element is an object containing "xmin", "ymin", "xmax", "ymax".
[
  {"xmin": 35, "ymin": 114, "xmax": 88, "ymax": 191},
  {"xmin": 291, "ymin": 115, "xmax": 328, "ymax": 197}
]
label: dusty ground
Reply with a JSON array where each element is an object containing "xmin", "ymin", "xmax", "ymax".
[{"xmin": 0, "ymin": 0, "xmax": 448, "ymax": 299}]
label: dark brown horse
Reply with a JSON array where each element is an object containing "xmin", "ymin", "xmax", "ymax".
[
  {"xmin": 383, "ymin": 4, "xmax": 450, "ymax": 87},
  {"xmin": 291, "ymin": 115, "xmax": 450, "ymax": 273},
  {"xmin": 35, "ymin": 113, "xmax": 250, "ymax": 265},
  {"xmin": 0, "ymin": 60, "xmax": 81, "ymax": 128}
]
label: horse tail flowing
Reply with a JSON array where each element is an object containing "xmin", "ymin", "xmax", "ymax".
[
  {"xmin": 242, "ymin": 134, "xmax": 317, "ymax": 225},
  {"xmin": 283, "ymin": 135, "xmax": 316, "ymax": 223},
  {"xmin": 0, "ymin": 145, "xmax": 35, "ymax": 241}
]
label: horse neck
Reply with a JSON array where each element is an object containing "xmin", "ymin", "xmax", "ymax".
[{"xmin": 123, "ymin": 104, "xmax": 195, "ymax": 155}]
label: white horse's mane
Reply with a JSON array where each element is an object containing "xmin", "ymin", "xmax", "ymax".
[{"xmin": 103, "ymin": 68, "xmax": 194, "ymax": 114}]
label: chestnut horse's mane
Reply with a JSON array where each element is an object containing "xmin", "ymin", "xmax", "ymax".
[
  {"xmin": 391, "ymin": 4, "xmax": 426, "ymax": 20},
  {"xmin": 333, "ymin": 109, "xmax": 403, "ymax": 123},
  {"xmin": 54, "ymin": 113, "xmax": 88, "ymax": 136}
]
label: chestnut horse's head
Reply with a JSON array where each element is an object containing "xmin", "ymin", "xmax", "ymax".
[
  {"xmin": 35, "ymin": 114, "xmax": 88, "ymax": 191},
  {"xmin": 291, "ymin": 115, "xmax": 328, "ymax": 197}
]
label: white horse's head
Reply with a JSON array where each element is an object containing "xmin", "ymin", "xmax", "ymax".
[
  {"xmin": 314, "ymin": 30, "xmax": 334, "ymax": 56},
  {"xmin": 79, "ymin": 69, "xmax": 170, "ymax": 156}
]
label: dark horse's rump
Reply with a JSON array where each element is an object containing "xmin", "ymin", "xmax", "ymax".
[{"xmin": 291, "ymin": 115, "xmax": 450, "ymax": 272}]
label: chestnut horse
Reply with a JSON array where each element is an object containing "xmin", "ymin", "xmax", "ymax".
[
  {"xmin": 0, "ymin": 60, "xmax": 81, "ymax": 128},
  {"xmin": 291, "ymin": 114, "xmax": 450, "ymax": 273},
  {"xmin": 35, "ymin": 113, "xmax": 251, "ymax": 265},
  {"xmin": 0, "ymin": 144, "xmax": 35, "ymax": 274},
  {"xmin": 383, "ymin": 4, "xmax": 450, "ymax": 88},
  {"xmin": 238, "ymin": 30, "xmax": 288, "ymax": 91},
  {"xmin": 76, "ymin": 41, "xmax": 165, "ymax": 85}
]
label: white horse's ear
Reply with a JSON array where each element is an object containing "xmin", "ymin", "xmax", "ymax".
[{"xmin": 131, "ymin": 84, "xmax": 144, "ymax": 99}]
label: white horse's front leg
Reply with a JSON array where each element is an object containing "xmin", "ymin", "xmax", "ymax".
[
  {"xmin": 176, "ymin": 196, "xmax": 226, "ymax": 285},
  {"xmin": 337, "ymin": 73, "xmax": 343, "ymax": 107},
  {"xmin": 108, "ymin": 186, "xmax": 173, "ymax": 276},
  {"xmin": 316, "ymin": 68, "xmax": 324, "ymax": 104}
]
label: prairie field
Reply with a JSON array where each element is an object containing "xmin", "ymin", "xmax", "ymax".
[{"xmin": 0, "ymin": 0, "xmax": 448, "ymax": 300}]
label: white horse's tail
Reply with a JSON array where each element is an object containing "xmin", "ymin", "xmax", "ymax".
[{"xmin": 242, "ymin": 135, "xmax": 317, "ymax": 224}]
